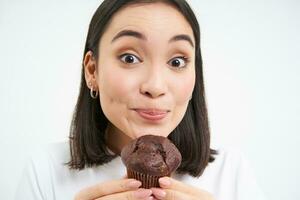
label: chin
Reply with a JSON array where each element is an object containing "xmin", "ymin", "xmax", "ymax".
[{"xmin": 131, "ymin": 130, "xmax": 169, "ymax": 139}]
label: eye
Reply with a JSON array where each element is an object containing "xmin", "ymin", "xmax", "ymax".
[
  {"xmin": 168, "ymin": 56, "xmax": 190, "ymax": 68},
  {"xmin": 119, "ymin": 53, "xmax": 141, "ymax": 64}
]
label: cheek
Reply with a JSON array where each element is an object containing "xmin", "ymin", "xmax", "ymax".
[
  {"xmin": 100, "ymin": 67, "xmax": 135, "ymax": 103},
  {"xmin": 98, "ymin": 65, "xmax": 136, "ymax": 132},
  {"xmin": 172, "ymin": 71, "xmax": 195, "ymax": 104}
]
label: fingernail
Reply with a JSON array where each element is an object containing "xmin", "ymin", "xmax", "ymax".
[
  {"xmin": 159, "ymin": 177, "xmax": 171, "ymax": 187},
  {"xmin": 133, "ymin": 189, "xmax": 152, "ymax": 198},
  {"xmin": 126, "ymin": 180, "xmax": 142, "ymax": 189},
  {"xmin": 151, "ymin": 188, "xmax": 166, "ymax": 198}
]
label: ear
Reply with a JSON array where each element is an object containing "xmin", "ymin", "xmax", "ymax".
[{"xmin": 84, "ymin": 50, "xmax": 98, "ymax": 90}]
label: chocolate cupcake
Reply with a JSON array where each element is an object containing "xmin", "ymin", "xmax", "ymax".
[{"xmin": 121, "ymin": 135, "xmax": 182, "ymax": 188}]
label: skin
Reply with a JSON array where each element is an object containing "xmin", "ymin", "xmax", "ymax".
[{"xmin": 77, "ymin": 2, "xmax": 215, "ymax": 200}]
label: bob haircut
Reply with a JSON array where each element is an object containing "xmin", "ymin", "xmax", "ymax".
[{"xmin": 67, "ymin": 0, "xmax": 217, "ymax": 177}]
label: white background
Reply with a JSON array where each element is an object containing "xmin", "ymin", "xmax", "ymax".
[{"xmin": 0, "ymin": 0, "xmax": 299, "ymax": 199}]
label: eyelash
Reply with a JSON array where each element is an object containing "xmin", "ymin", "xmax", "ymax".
[{"xmin": 118, "ymin": 53, "xmax": 191, "ymax": 68}]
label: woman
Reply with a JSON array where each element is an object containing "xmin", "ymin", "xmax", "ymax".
[{"xmin": 15, "ymin": 0, "xmax": 266, "ymax": 199}]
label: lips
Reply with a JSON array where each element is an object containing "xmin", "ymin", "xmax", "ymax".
[{"xmin": 133, "ymin": 108, "xmax": 169, "ymax": 121}]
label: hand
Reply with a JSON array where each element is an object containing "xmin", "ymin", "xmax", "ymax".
[
  {"xmin": 150, "ymin": 177, "xmax": 215, "ymax": 200},
  {"xmin": 74, "ymin": 178, "xmax": 153, "ymax": 200}
]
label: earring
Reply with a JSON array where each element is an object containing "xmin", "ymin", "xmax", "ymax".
[{"xmin": 89, "ymin": 82, "xmax": 98, "ymax": 99}]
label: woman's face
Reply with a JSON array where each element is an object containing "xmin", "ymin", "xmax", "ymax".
[{"xmin": 96, "ymin": 2, "xmax": 195, "ymax": 139}]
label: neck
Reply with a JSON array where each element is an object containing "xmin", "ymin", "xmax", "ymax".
[{"xmin": 105, "ymin": 123, "xmax": 131, "ymax": 155}]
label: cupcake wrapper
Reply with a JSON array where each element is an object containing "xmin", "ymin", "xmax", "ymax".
[{"xmin": 127, "ymin": 169, "xmax": 170, "ymax": 189}]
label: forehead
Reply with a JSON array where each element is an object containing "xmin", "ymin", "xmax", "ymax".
[{"xmin": 102, "ymin": 2, "xmax": 194, "ymax": 44}]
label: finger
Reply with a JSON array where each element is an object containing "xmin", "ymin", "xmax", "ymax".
[
  {"xmin": 158, "ymin": 177, "xmax": 194, "ymax": 195},
  {"xmin": 95, "ymin": 188, "xmax": 153, "ymax": 200},
  {"xmin": 150, "ymin": 188, "xmax": 167, "ymax": 200},
  {"xmin": 151, "ymin": 188, "xmax": 196, "ymax": 200},
  {"xmin": 74, "ymin": 179, "xmax": 141, "ymax": 200},
  {"xmin": 158, "ymin": 177, "xmax": 211, "ymax": 197}
]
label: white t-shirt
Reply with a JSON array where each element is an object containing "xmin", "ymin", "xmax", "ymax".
[{"xmin": 15, "ymin": 142, "xmax": 267, "ymax": 200}]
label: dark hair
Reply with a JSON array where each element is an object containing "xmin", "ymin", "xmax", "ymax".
[{"xmin": 67, "ymin": 0, "xmax": 217, "ymax": 177}]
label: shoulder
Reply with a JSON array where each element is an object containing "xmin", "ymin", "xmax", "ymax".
[
  {"xmin": 22, "ymin": 141, "xmax": 71, "ymax": 188},
  {"xmin": 176, "ymin": 147, "xmax": 267, "ymax": 200},
  {"xmin": 174, "ymin": 147, "xmax": 247, "ymax": 182},
  {"xmin": 28, "ymin": 141, "xmax": 70, "ymax": 167},
  {"xmin": 15, "ymin": 141, "xmax": 70, "ymax": 199},
  {"xmin": 190, "ymin": 147, "xmax": 249, "ymax": 182},
  {"xmin": 205, "ymin": 146, "xmax": 258, "ymax": 182},
  {"xmin": 212, "ymin": 146, "xmax": 248, "ymax": 168},
  {"xmin": 24, "ymin": 141, "xmax": 70, "ymax": 180},
  {"xmin": 216, "ymin": 147, "xmax": 267, "ymax": 199}
]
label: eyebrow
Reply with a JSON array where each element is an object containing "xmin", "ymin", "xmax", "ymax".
[{"xmin": 111, "ymin": 29, "xmax": 194, "ymax": 48}]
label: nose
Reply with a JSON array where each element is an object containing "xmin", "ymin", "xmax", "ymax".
[{"xmin": 140, "ymin": 66, "xmax": 167, "ymax": 99}]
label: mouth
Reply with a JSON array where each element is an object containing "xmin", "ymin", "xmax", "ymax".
[{"xmin": 132, "ymin": 108, "xmax": 170, "ymax": 121}]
